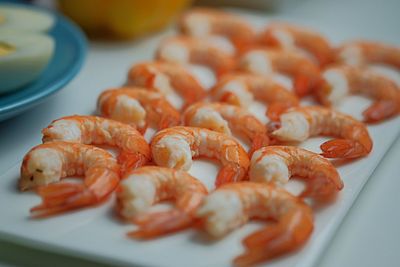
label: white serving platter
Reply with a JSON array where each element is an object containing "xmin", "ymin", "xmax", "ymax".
[{"xmin": 0, "ymin": 9, "xmax": 400, "ymax": 267}]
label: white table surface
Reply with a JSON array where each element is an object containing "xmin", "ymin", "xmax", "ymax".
[{"xmin": 0, "ymin": 0, "xmax": 399, "ymax": 266}]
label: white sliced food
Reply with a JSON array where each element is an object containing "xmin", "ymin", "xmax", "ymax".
[
  {"xmin": 0, "ymin": 31, "xmax": 54, "ymax": 93},
  {"xmin": 0, "ymin": 4, "xmax": 54, "ymax": 32}
]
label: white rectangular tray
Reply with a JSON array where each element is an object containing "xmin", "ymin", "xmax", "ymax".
[{"xmin": 1, "ymin": 9, "xmax": 400, "ymax": 267}]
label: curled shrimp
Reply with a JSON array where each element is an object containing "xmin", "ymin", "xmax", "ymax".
[
  {"xmin": 210, "ymin": 72, "xmax": 299, "ymax": 121},
  {"xmin": 42, "ymin": 115, "xmax": 151, "ymax": 173},
  {"xmin": 20, "ymin": 141, "xmax": 120, "ymax": 218},
  {"xmin": 316, "ymin": 65, "xmax": 400, "ymax": 122},
  {"xmin": 269, "ymin": 106, "xmax": 373, "ymax": 159},
  {"xmin": 155, "ymin": 36, "xmax": 236, "ymax": 77},
  {"xmin": 98, "ymin": 87, "xmax": 181, "ymax": 132},
  {"xmin": 335, "ymin": 40, "xmax": 400, "ymax": 70},
  {"xmin": 116, "ymin": 166, "xmax": 207, "ymax": 239},
  {"xmin": 182, "ymin": 102, "xmax": 269, "ymax": 156},
  {"xmin": 239, "ymin": 48, "xmax": 321, "ymax": 97},
  {"xmin": 259, "ymin": 23, "xmax": 333, "ymax": 67},
  {"xmin": 196, "ymin": 182, "xmax": 313, "ymax": 267},
  {"xmin": 250, "ymin": 146, "xmax": 343, "ymax": 202},
  {"xmin": 178, "ymin": 8, "xmax": 256, "ymax": 53},
  {"xmin": 151, "ymin": 126, "xmax": 250, "ymax": 187},
  {"xmin": 127, "ymin": 61, "xmax": 206, "ymax": 109}
]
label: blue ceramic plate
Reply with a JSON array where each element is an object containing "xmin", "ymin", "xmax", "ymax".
[{"xmin": 0, "ymin": 4, "xmax": 87, "ymax": 121}]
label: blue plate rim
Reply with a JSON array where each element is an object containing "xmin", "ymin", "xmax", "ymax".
[{"xmin": 0, "ymin": 2, "xmax": 87, "ymax": 117}]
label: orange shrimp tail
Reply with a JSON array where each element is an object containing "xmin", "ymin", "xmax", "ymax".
[
  {"xmin": 235, "ymin": 209, "xmax": 313, "ymax": 267},
  {"xmin": 127, "ymin": 210, "xmax": 192, "ymax": 239},
  {"xmin": 299, "ymin": 182, "xmax": 341, "ymax": 203},
  {"xmin": 215, "ymin": 164, "xmax": 247, "ymax": 187},
  {"xmin": 219, "ymin": 91, "xmax": 240, "ymax": 105},
  {"xmin": 118, "ymin": 152, "xmax": 149, "ymax": 174},
  {"xmin": 159, "ymin": 114, "xmax": 181, "ymax": 130},
  {"xmin": 320, "ymin": 139, "xmax": 369, "ymax": 159},
  {"xmin": 248, "ymin": 134, "xmax": 270, "ymax": 157},
  {"xmin": 294, "ymin": 74, "xmax": 312, "ymax": 97},
  {"xmin": 137, "ymin": 123, "xmax": 148, "ymax": 135},
  {"xmin": 362, "ymin": 100, "xmax": 399, "ymax": 123},
  {"xmin": 215, "ymin": 59, "xmax": 237, "ymax": 78},
  {"xmin": 30, "ymin": 184, "xmax": 97, "ymax": 218},
  {"xmin": 266, "ymin": 103, "xmax": 292, "ymax": 121}
]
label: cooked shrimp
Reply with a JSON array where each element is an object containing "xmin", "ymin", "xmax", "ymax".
[
  {"xmin": 116, "ymin": 166, "xmax": 207, "ymax": 239},
  {"xmin": 239, "ymin": 48, "xmax": 321, "ymax": 97},
  {"xmin": 182, "ymin": 102, "xmax": 269, "ymax": 156},
  {"xmin": 210, "ymin": 72, "xmax": 299, "ymax": 120},
  {"xmin": 155, "ymin": 36, "xmax": 236, "ymax": 77},
  {"xmin": 316, "ymin": 65, "xmax": 400, "ymax": 122},
  {"xmin": 259, "ymin": 23, "xmax": 333, "ymax": 66},
  {"xmin": 178, "ymin": 8, "xmax": 256, "ymax": 53},
  {"xmin": 336, "ymin": 41, "xmax": 400, "ymax": 70},
  {"xmin": 98, "ymin": 87, "xmax": 181, "ymax": 133},
  {"xmin": 151, "ymin": 126, "xmax": 249, "ymax": 187},
  {"xmin": 250, "ymin": 146, "xmax": 343, "ymax": 202},
  {"xmin": 196, "ymin": 182, "xmax": 313, "ymax": 267},
  {"xmin": 127, "ymin": 61, "xmax": 206, "ymax": 109},
  {"xmin": 269, "ymin": 106, "xmax": 373, "ymax": 159},
  {"xmin": 20, "ymin": 141, "xmax": 120, "ymax": 218},
  {"xmin": 42, "ymin": 115, "xmax": 151, "ymax": 173}
]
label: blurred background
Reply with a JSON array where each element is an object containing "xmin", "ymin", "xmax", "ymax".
[{"xmin": 7, "ymin": 0, "xmax": 298, "ymax": 40}]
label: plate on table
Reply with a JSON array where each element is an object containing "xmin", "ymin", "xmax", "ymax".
[
  {"xmin": 0, "ymin": 3, "xmax": 87, "ymax": 122},
  {"xmin": 0, "ymin": 7, "xmax": 400, "ymax": 267}
]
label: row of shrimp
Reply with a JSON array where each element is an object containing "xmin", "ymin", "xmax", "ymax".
[{"xmin": 18, "ymin": 7, "xmax": 400, "ymax": 267}]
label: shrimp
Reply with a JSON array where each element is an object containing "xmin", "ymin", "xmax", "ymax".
[
  {"xmin": 97, "ymin": 87, "xmax": 181, "ymax": 133},
  {"xmin": 239, "ymin": 48, "xmax": 321, "ymax": 97},
  {"xmin": 316, "ymin": 65, "xmax": 400, "ymax": 122},
  {"xmin": 178, "ymin": 8, "xmax": 256, "ymax": 53},
  {"xmin": 20, "ymin": 141, "xmax": 120, "ymax": 218},
  {"xmin": 116, "ymin": 166, "xmax": 207, "ymax": 239},
  {"xmin": 127, "ymin": 61, "xmax": 206, "ymax": 109},
  {"xmin": 151, "ymin": 126, "xmax": 249, "ymax": 187},
  {"xmin": 182, "ymin": 102, "xmax": 269, "ymax": 156},
  {"xmin": 210, "ymin": 72, "xmax": 299, "ymax": 120},
  {"xmin": 335, "ymin": 41, "xmax": 400, "ymax": 70},
  {"xmin": 42, "ymin": 115, "xmax": 151, "ymax": 174},
  {"xmin": 259, "ymin": 23, "xmax": 333, "ymax": 67},
  {"xmin": 269, "ymin": 106, "xmax": 373, "ymax": 159},
  {"xmin": 196, "ymin": 182, "xmax": 313, "ymax": 267},
  {"xmin": 250, "ymin": 146, "xmax": 343, "ymax": 202},
  {"xmin": 155, "ymin": 36, "xmax": 236, "ymax": 77}
]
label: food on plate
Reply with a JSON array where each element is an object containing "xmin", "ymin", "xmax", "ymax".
[
  {"xmin": 116, "ymin": 166, "xmax": 207, "ymax": 239},
  {"xmin": 155, "ymin": 36, "xmax": 236, "ymax": 77},
  {"xmin": 97, "ymin": 87, "xmax": 181, "ymax": 133},
  {"xmin": 20, "ymin": 141, "xmax": 120, "ymax": 217},
  {"xmin": 178, "ymin": 7, "xmax": 256, "ymax": 53},
  {"xmin": 0, "ymin": 31, "xmax": 54, "ymax": 94},
  {"xmin": 151, "ymin": 126, "xmax": 250, "ymax": 186},
  {"xmin": 0, "ymin": 4, "xmax": 54, "ymax": 32},
  {"xmin": 250, "ymin": 146, "xmax": 343, "ymax": 202},
  {"xmin": 259, "ymin": 22, "xmax": 333, "ymax": 67},
  {"xmin": 42, "ymin": 115, "xmax": 151, "ymax": 173},
  {"xmin": 15, "ymin": 7, "xmax": 400, "ymax": 265},
  {"xmin": 316, "ymin": 65, "xmax": 400, "ymax": 122},
  {"xmin": 196, "ymin": 182, "xmax": 313, "ymax": 266},
  {"xmin": 269, "ymin": 106, "xmax": 373, "ymax": 159},
  {"xmin": 335, "ymin": 40, "xmax": 400, "ymax": 69},
  {"xmin": 182, "ymin": 102, "xmax": 269, "ymax": 156},
  {"xmin": 239, "ymin": 48, "xmax": 321, "ymax": 97},
  {"xmin": 210, "ymin": 72, "xmax": 299, "ymax": 121},
  {"xmin": 127, "ymin": 61, "xmax": 206, "ymax": 109},
  {"xmin": 57, "ymin": 0, "xmax": 191, "ymax": 39}
]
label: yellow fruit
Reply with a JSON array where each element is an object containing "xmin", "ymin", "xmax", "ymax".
[{"xmin": 58, "ymin": 0, "xmax": 192, "ymax": 39}]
